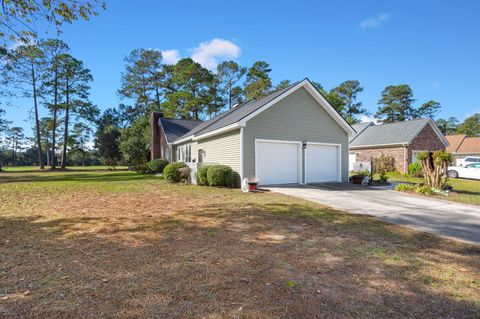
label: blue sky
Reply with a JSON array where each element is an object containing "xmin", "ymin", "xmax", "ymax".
[{"xmin": 4, "ymin": 0, "xmax": 480, "ymax": 135}]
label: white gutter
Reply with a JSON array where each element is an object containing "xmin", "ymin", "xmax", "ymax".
[
  {"xmin": 172, "ymin": 122, "xmax": 244, "ymax": 145},
  {"xmin": 350, "ymin": 142, "xmax": 410, "ymax": 149}
]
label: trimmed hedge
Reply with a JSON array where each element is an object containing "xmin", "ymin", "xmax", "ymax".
[
  {"xmin": 206, "ymin": 165, "xmax": 234, "ymax": 187},
  {"xmin": 134, "ymin": 163, "xmax": 150, "ymax": 174},
  {"xmin": 196, "ymin": 165, "xmax": 210, "ymax": 186},
  {"xmin": 147, "ymin": 159, "xmax": 169, "ymax": 174},
  {"xmin": 163, "ymin": 162, "xmax": 187, "ymax": 183}
]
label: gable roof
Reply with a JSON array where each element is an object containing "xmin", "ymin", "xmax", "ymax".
[
  {"xmin": 173, "ymin": 78, "xmax": 355, "ymax": 144},
  {"xmin": 350, "ymin": 122, "xmax": 374, "ymax": 142},
  {"xmin": 159, "ymin": 118, "xmax": 202, "ymax": 143},
  {"xmin": 446, "ymin": 134, "xmax": 467, "ymax": 152},
  {"xmin": 458, "ymin": 137, "xmax": 480, "ymax": 153},
  {"xmin": 446, "ymin": 134, "xmax": 480, "ymax": 154},
  {"xmin": 350, "ymin": 118, "xmax": 449, "ymax": 148}
]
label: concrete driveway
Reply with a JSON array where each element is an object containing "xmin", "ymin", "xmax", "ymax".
[{"xmin": 267, "ymin": 183, "xmax": 480, "ymax": 245}]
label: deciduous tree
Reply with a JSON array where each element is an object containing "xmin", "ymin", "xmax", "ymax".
[
  {"xmin": 457, "ymin": 113, "xmax": 480, "ymax": 137},
  {"xmin": 95, "ymin": 108, "xmax": 122, "ymax": 166}
]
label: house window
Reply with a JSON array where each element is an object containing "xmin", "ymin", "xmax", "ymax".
[
  {"xmin": 185, "ymin": 145, "xmax": 191, "ymax": 162},
  {"xmin": 412, "ymin": 150, "xmax": 425, "ymax": 163}
]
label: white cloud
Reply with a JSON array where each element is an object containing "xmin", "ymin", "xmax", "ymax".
[
  {"xmin": 360, "ymin": 13, "xmax": 389, "ymax": 29},
  {"xmin": 161, "ymin": 49, "xmax": 181, "ymax": 65},
  {"xmin": 190, "ymin": 38, "xmax": 240, "ymax": 70},
  {"xmin": 360, "ymin": 115, "xmax": 379, "ymax": 124}
]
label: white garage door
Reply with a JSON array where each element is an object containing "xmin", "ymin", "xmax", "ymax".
[
  {"xmin": 256, "ymin": 140, "xmax": 301, "ymax": 185},
  {"xmin": 305, "ymin": 143, "xmax": 340, "ymax": 183}
]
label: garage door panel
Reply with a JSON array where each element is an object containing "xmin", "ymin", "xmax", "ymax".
[
  {"xmin": 256, "ymin": 141, "xmax": 300, "ymax": 185},
  {"xmin": 306, "ymin": 144, "xmax": 339, "ymax": 183}
]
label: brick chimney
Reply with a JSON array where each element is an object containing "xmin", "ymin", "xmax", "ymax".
[{"xmin": 151, "ymin": 112, "xmax": 164, "ymax": 160}]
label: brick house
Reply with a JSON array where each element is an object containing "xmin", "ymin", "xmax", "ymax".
[
  {"xmin": 446, "ymin": 134, "xmax": 480, "ymax": 161},
  {"xmin": 349, "ymin": 119, "xmax": 449, "ymax": 173}
]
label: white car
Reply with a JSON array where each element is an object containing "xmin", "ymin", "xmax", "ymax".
[
  {"xmin": 456, "ymin": 156, "xmax": 480, "ymax": 166},
  {"xmin": 447, "ymin": 163, "xmax": 480, "ymax": 180}
]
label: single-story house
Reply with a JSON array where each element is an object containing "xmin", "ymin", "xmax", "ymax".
[
  {"xmin": 349, "ymin": 119, "xmax": 449, "ymax": 173},
  {"xmin": 446, "ymin": 134, "xmax": 480, "ymax": 161},
  {"xmin": 151, "ymin": 78, "xmax": 355, "ymax": 186}
]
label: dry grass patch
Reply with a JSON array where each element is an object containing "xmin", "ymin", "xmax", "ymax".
[{"xmin": 0, "ymin": 171, "xmax": 479, "ymax": 318}]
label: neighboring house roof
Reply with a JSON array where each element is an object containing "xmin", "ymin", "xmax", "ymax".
[
  {"xmin": 458, "ymin": 137, "xmax": 480, "ymax": 153},
  {"xmin": 349, "ymin": 122, "xmax": 374, "ymax": 142},
  {"xmin": 159, "ymin": 118, "xmax": 202, "ymax": 143},
  {"xmin": 173, "ymin": 78, "xmax": 355, "ymax": 144},
  {"xmin": 446, "ymin": 134, "xmax": 467, "ymax": 152},
  {"xmin": 350, "ymin": 118, "xmax": 449, "ymax": 148},
  {"xmin": 446, "ymin": 134, "xmax": 480, "ymax": 154}
]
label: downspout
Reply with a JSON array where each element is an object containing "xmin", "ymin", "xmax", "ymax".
[{"xmin": 240, "ymin": 127, "xmax": 244, "ymax": 180}]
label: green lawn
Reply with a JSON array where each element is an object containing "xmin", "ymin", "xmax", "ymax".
[
  {"xmin": 0, "ymin": 170, "xmax": 479, "ymax": 318},
  {"xmin": 0, "ymin": 165, "xmax": 128, "ymax": 172},
  {"xmin": 389, "ymin": 175, "xmax": 480, "ymax": 206}
]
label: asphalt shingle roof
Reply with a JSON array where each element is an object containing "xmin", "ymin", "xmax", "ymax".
[
  {"xmin": 446, "ymin": 134, "xmax": 467, "ymax": 152},
  {"xmin": 350, "ymin": 118, "xmax": 430, "ymax": 147},
  {"xmin": 175, "ymin": 81, "xmax": 302, "ymax": 141},
  {"xmin": 159, "ymin": 118, "xmax": 202, "ymax": 143},
  {"xmin": 349, "ymin": 122, "xmax": 373, "ymax": 142}
]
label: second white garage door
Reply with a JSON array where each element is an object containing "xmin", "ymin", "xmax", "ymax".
[
  {"xmin": 305, "ymin": 143, "xmax": 340, "ymax": 183},
  {"xmin": 256, "ymin": 140, "xmax": 301, "ymax": 185}
]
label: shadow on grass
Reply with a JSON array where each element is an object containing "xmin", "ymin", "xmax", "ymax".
[
  {"xmin": 0, "ymin": 193, "xmax": 479, "ymax": 319},
  {"xmin": 0, "ymin": 172, "xmax": 158, "ymax": 184}
]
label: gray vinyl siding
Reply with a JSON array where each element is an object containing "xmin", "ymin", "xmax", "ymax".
[
  {"xmin": 173, "ymin": 130, "xmax": 241, "ymax": 182},
  {"xmin": 197, "ymin": 130, "xmax": 241, "ymax": 174},
  {"xmin": 243, "ymin": 87, "xmax": 349, "ymax": 182}
]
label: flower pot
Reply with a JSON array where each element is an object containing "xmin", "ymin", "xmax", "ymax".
[{"xmin": 351, "ymin": 175, "xmax": 364, "ymax": 184}]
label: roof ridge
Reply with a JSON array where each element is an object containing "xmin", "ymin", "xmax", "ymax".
[
  {"xmin": 162, "ymin": 117, "xmax": 202, "ymax": 122},
  {"xmin": 375, "ymin": 118, "xmax": 428, "ymax": 127}
]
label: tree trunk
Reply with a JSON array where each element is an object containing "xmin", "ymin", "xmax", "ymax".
[
  {"xmin": 61, "ymin": 78, "xmax": 70, "ymax": 169},
  {"xmin": 31, "ymin": 62, "xmax": 44, "ymax": 169},
  {"xmin": 51, "ymin": 68, "xmax": 58, "ymax": 169},
  {"xmin": 12, "ymin": 141, "xmax": 16, "ymax": 166},
  {"xmin": 45, "ymin": 143, "xmax": 50, "ymax": 166}
]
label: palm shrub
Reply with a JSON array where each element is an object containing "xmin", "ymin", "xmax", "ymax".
[
  {"xmin": 163, "ymin": 162, "xmax": 187, "ymax": 183},
  {"xmin": 418, "ymin": 150, "xmax": 454, "ymax": 188},
  {"xmin": 206, "ymin": 165, "xmax": 235, "ymax": 187}
]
